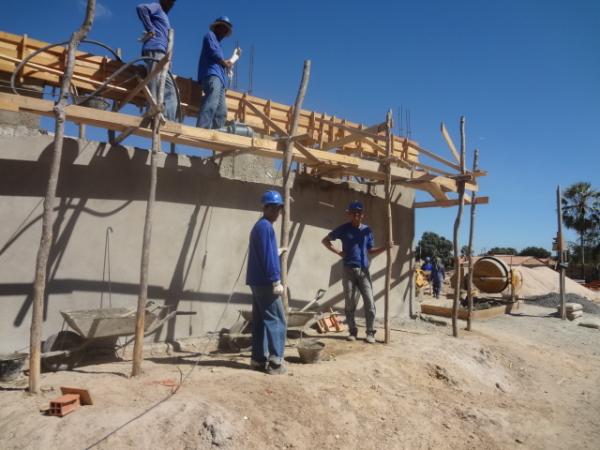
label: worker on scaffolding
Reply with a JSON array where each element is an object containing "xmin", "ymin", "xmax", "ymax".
[
  {"xmin": 196, "ymin": 16, "xmax": 238, "ymax": 129},
  {"xmin": 246, "ymin": 191, "xmax": 287, "ymax": 375},
  {"xmin": 321, "ymin": 201, "xmax": 389, "ymax": 344},
  {"xmin": 136, "ymin": 0, "xmax": 178, "ymax": 121}
]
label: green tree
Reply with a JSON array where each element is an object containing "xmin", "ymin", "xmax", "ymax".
[
  {"xmin": 416, "ymin": 232, "xmax": 453, "ymax": 266},
  {"xmin": 561, "ymin": 182, "xmax": 600, "ymax": 278},
  {"xmin": 488, "ymin": 247, "xmax": 518, "ymax": 255},
  {"xmin": 518, "ymin": 246, "xmax": 551, "ymax": 258}
]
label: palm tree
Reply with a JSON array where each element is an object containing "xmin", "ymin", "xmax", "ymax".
[{"xmin": 561, "ymin": 182, "xmax": 600, "ymax": 279}]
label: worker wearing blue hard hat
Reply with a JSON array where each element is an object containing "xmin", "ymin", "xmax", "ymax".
[
  {"xmin": 196, "ymin": 16, "xmax": 237, "ymax": 129},
  {"xmin": 322, "ymin": 200, "xmax": 392, "ymax": 344},
  {"xmin": 246, "ymin": 190, "xmax": 287, "ymax": 374}
]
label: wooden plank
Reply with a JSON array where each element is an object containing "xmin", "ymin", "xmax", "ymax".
[
  {"xmin": 414, "ymin": 196, "xmax": 489, "ymax": 209},
  {"xmin": 440, "ymin": 122, "xmax": 460, "ymax": 163}
]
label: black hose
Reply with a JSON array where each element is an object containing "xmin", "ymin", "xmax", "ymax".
[{"xmin": 10, "ymin": 39, "xmax": 182, "ymax": 123}]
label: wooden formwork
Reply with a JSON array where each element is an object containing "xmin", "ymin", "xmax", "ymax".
[{"xmin": 0, "ymin": 30, "xmax": 488, "ymax": 207}]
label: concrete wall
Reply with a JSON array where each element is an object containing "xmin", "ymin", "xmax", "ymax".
[{"xmin": 0, "ymin": 130, "xmax": 415, "ymax": 353}]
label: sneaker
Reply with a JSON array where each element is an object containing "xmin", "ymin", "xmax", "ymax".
[
  {"xmin": 267, "ymin": 363, "xmax": 288, "ymax": 375},
  {"xmin": 250, "ymin": 360, "xmax": 267, "ymax": 372},
  {"xmin": 346, "ymin": 334, "xmax": 357, "ymax": 342},
  {"xmin": 365, "ymin": 334, "xmax": 376, "ymax": 344}
]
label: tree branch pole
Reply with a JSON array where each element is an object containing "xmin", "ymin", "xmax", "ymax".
[
  {"xmin": 384, "ymin": 109, "xmax": 394, "ymax": 344},
  {"xmin": 557, "ymin": 185, "xmax": 566, "ymax": 320},
  {"xmin": 280, "ymin": 60, "xmax": 311, "ymax": 313},
  {"xmin": 28, "ymin": 0, "xmax": 96, "ymax": 395},
  {"xmin": 466, "ymin": 149, "xmax": 479, "ymax": 332},
  {"xmin": 451, "ymin": 116, "xmax": 466, "ymax": 338},
  {"xmin": 131, "ymin": 29, "xmax": 174, "ymax": 377}
]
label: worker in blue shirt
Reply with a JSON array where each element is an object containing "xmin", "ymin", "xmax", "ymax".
[
  {"xmin": 246, "ymin": 190, "xmax": 287, "ymax": 374},
  {"xmin": 322, "ymin": 201, "xmax": 389, "ymax": 344},
  {"xmin": 196, "ymin": 16, "xmax": 234, "ymax": 129},
  {"xmin": 136, "ymin": 1, "xmax": 177, "ymax": 121},
  {"xmin": 431, "ymin": 258, "xmax": 446, "ymax": 299}
]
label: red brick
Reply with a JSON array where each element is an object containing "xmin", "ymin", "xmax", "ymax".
[{"xmin": 49, "ymin": 393, "xmax": 80, "ymax": 417}]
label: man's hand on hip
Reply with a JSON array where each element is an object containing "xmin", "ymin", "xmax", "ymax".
[{"xmin": 272, "ymin": 281, "xmax": 285, "ymax": 296}]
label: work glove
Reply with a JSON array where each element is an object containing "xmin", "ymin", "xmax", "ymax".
[
  {"xmin": 138, "ymin": 31, "xmax": 154, "ymax": 43},
  {"xmin": 272, "ymin": 281, "xmax": 285, "ymax": 296}
]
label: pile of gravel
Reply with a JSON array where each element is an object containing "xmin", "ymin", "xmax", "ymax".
[{"xmin": 525, "ymin": 293, "xmax": 600, "ymax": 315}]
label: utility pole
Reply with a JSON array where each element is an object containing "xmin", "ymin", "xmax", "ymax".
[
  {"xmin": 131, "ymin": 29, "xmax": 174, "ymax": 377},
  {"xmin": 451, "ymin": 116, "xmax": 466, "ymax": 338},
  {"xmin": 466, "ymin": 149, "xmax": 479, "ymax": 332},
  {"xmin": 28, "ymin": 0, "xmax": 97, "ymax": 395},
  {"xmin": 557, "ymin": 185, "xmax": 566, "ymax": 320},
  {"xmin": 280, "ymin": 60, "xmax": 311, "ymax": 312},
  {"xmin": 384, "ymin": 109, "xmax": 394, "ymax": 344}
]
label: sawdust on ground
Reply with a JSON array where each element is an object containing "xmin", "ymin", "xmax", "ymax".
[{"xmin": 1, "ymin": 304, "xmax": 599, "ymax": 450}]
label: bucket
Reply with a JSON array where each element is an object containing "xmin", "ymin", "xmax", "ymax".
[
  {"xmin": 0, "ymin": 353, "xmax": 27, "ymax": 382},
  {"xmin": 297, "ymin": 339, "xmax": 325, "ymax": 364}
]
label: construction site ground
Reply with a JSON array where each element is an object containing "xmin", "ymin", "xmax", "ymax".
[{"xmin": 1, "ymin": 302, "xmax": 599, "ymax": 450}]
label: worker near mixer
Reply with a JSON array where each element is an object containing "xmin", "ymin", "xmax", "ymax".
[
  {"xmin": 321, "ymin": 201, "xmax": 391, "ymax": 344},
  {"xmin": 246, "ymin": 191, "xmax": 287, "ymax": 375},
  {"xmin": 196, "ymin": 16, "xmax": 241, "ymax": 129},
  {"xmin": 136, "ymin": 0, "xmax": 178, "ymax": 121}
]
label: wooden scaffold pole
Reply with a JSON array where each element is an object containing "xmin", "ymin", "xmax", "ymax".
[
  {"xmin": 466, "ymin": 149, "xmax": 479, "ymax": 332},
  {"xmin": 131, "ymin": 29, "xmax": 174, "ymax": 377},
  {"xmin": 557, "ymin": 185, "xmax": 567, "ymax": 320},
  {"xmin": 384, "ymin": 109, "xmax": 394, "ymax": 344},
  {"xmin": 280, "ymin": 60, "xmax": 311, "ymax": 312},
  {"xmin": 28, "ymin": 0, "xmax": 96, "ymax": 395},
  {"xmin": 451, "ymin": 116, "xmax": 466, "ymax": 338}
]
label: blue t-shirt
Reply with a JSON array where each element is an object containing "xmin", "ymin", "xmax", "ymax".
[
  {"xmin": 421, "ymin": 262, "xmax": 433, "ymax": 271},
  {"xmin": 136, "ymin": 3, "xmax": 171, "ymax": 53},
  {"xmin": 329, "ymin": 222, "xmax": 374, "ymax": 269},
  {"xmin": 246, "ymin": 217, "xmax": 281, "ymax": 286},
  {"xmin": 197, "ymin": 31, "xmax": 227, "ymax": 87}
]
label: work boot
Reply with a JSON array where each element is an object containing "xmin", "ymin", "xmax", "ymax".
[
  {"xmin": 250, "ymin": 360, "xmax": 267, "ymax": 372},
  {"xmin": 267, "ymin": 362, "xmax": 287, "ymax": 375},
  {"xmin": 365, "ymin": 333, "xmax": 376, "ymax": 344}
]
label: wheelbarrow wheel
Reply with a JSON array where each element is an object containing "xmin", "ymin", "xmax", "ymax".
[{"xmin": 42, "ymin": 331, "xmax": 84, "ymax": 372}]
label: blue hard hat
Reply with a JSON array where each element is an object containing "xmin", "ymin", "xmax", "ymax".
[
  {"xmin": 210, "ymin": 16, "xmax": 233, "ymax": 36},
  {"xmin": 261, "ymin": 190, "xmax": 283, "ymax": 206},
  {"xmin": 346, "ymin": 200, "xmax": 364, "ymax": 212}
]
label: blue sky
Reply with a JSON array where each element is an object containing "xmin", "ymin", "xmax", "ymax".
[{"xmin": 1, "ymin": 0, "xmax": 599, "ymax": 253}]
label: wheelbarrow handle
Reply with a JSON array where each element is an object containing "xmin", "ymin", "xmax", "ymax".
[{"xmin": 175, "ymin": 311, "xmax": 197, "ymax": 316}]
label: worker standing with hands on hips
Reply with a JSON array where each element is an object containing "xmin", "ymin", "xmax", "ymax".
[
  {"xmin": 322, "ymin": 201, "xmax": 391, "ymax": 344},
  {"xmin": 136, "ymin": 0, "xmax": 178, "ymax": 121},
  {"xmin": 196, "ymin": 16, "xmax": 241, "ymax": 129},
  {"xmin": 246, "ymin": 191, "xmax": 288, "ymax": 374}
]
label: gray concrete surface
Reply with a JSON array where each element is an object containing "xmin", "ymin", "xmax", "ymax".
[{"xmin": 0, "ymin": 133, "xmax": 415, "ymax": 353}]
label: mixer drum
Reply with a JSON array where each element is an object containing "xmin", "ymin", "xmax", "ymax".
[{"xmin": 472, "ymin": 256, "xmax": 510, "ymax": 294}]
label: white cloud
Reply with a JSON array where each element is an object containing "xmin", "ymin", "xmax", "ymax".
[{"xmin": 77, "ymin": 0, "xmax": 113, "ymax": 19}]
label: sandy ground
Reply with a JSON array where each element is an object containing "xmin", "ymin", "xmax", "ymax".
[{"xmin": 1, "ymin": 303, "xmax": 599, "ymax": 450}]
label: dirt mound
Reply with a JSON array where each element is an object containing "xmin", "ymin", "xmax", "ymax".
[{"xmin": 517, "ymin": 266, "xmax": 598, "ymax": 301}]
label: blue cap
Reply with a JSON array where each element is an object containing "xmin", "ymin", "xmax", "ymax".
[
  {"xmin": 261, "ymin": 190, "xmax": 283, "ymax": 206},
  {"xmin": 210, "ymin": 16, "xmax": 233, "ymax": 36},
  {"xmin": 346, "ymin": 200, "xmax": 364, "ymax": 212}
]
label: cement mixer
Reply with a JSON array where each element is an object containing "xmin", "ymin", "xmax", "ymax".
[{"xmin": 472, "ymin": 256, "xmax": 522, "ymax": 301}]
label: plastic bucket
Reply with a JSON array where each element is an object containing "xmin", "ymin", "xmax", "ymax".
[
  {"xmin": 0, "ymin": 353, "xmax": 27, "ymax": 382},
  {"xmin": 297, "ymin": 340, "xmax": 325, "ymax": 364}
]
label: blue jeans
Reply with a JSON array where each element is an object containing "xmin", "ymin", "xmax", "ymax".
[
  {"xmin": 250, "ymin": 285, "xmax": 286, "ymax": 365},
  {"xmin": 197, "ymin": 75, "xmax": 227, "ymax": 129},
  {"xmin": 342, "ymin": 266, "xmax": 376, "ymax": 335},
  {"xmin": 142, "ymin": 50, "xmax": 177, "ymax": 121}
]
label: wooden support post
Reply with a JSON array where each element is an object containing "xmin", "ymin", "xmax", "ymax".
[
  {"xmin": 281, "ymin": 60, "xmax": 311, "ymax": 313},
  {"xmin": 131, "ymin": 29, "xmax": 174, "ymax": 377},
  {"xmin": 78, "ymin": 123, "xmax": 86, "ymax": 140},
  {"xmin": 451, "ymin": 116, "xmax": 466, "ymax": 338},
  {"xmin": 28, "ymin": 0, "xmax": 96, "ymax": 395},
  {"xmin": 384, "ymin": 109, "xmax": 394, "ymax": 344},
  {"xmin": 466, "ymin": 149, "xmax": 479, "ymax": 331},
  {"xmin": 557, "ymin": 185, "xmax": 566, "ymax": 320}
]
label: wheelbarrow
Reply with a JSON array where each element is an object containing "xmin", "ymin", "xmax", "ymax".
[{"xmin": 41, "ymin": 302, "xmax": 196, "ymax": 371}]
